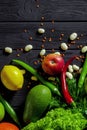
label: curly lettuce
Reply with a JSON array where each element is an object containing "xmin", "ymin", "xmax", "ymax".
[{"xmin": 22, "ymin": 108, "xmax": 87, "ymax": 130}]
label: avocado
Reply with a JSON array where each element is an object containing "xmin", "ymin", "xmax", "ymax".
[{"xmin": 23, "ymin": 84, "xmax": 52, "ymax": 123}]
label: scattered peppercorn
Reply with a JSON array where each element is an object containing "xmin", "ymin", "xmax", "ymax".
[
  {"xmin": 34, "ymin": 61, "xmax": 38, "ymax": 65},
  {"xmin": 43, "ymin": 36, "xmax": 47, "ymax": 40},
  {"xmin": 20, "ymin": 48, "xmax": 23, "ymax": 52},
  {"xmin": 81, "ymin": 60, "xmax": 84, "ymax": 62},
  {"xmin": 17, "ymin": 54, "xmax": 20, "ymax": 57},
  {"xmin": 51, "ymin": 29, "xmax": 55, "ymax": 33},
  {"xmin": 51, "ymin": 19, "xmax": 55, "ymax": 24},
  {"xmin": 48, "ymin": 37, "xmax": 52, "ymax": 42},
  {"xmin": 79, "ymin": 45, "xmax": 83, "ymax": 48},
  {"xmin": 61, "ymin": 33, "xmax": 64, "ymax": 37},
  {"xmin": 68, "ymin": 44, "xmax": 71, "ymax": 47},
  {"xmin": 61, "ymin": 53, "xmax": 65, "ymax": 57},
  {"xmin": 70, "ymin": 41, "xmax": 76, "ymax": 44},
  {"xmin": 41, "ymin": 44, "xmax": 45, "ymax": 49},
  {"xmin": 40, "ymin": 23, "xmax": 44, "ymax": 26},
  {"xmin": 77, "ymin": 45, "xmax": 80, "ymax": 49},
  {"xmin": 80, "ymin": 34, "xmax": 84, "ymax": 37},
  {"xmin": 29, "ymin": 36, "xmax": 33, "ymax": 40},
  {"xmin": 24, "ymin": 29, "xmax": 28, "ymax": 33},
  {"xmin": 76, "ymin": 37, "xmax": 80, "ymax": 40},
  {"xmin": 51, "ymin": 49, "xmax": 55, "ymax": 53},
  {"xmin": 76, "ymin": 56, "xmax": 80, "ymax": 61},
  {"xmin": 42, "ymin": 39, "xmax": 46, "ymax": 43},
  {"xmin": 36, "ymin": 4, "xmax": 39, "ymax": 8},
  {"xmin": 41, "ymin": 17, "xmax": 45, "ymax": 20},
  {"xmin": 27, "ymin": 85, "xmax": 30, "ymax": 89},
  {"xmin": 59, "ymin": 37, "xmax": 62, "ymax": 41}
]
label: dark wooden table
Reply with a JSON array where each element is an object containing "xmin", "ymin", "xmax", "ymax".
[{"xmin": 0, "ymin": 0, "xmax": 87, "ymax": 128}]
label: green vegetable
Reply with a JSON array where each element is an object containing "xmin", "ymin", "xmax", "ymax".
[
  {"xmin": 0, "ymin": 95, "xmax": 20, "ymax": 126},
  {"xmin": 84, "ymin": 77, "xmax": 87, "ymax": 93},
  {"xmin": 48, "ymin": 96, "xmax": 67, "ymax": 110},
  {"xmin": 78, "ymin": 53, "xmax": 87, "ymax": 89},
  {"xmin": 23, "ymin": 85, "xmax": 52, "ymax": 123},
  {"xmin": 22, "ymin": 108, "xmax": 87, "ymax": 130},
  {"xmin": 12, "ymin": 59, "xmax": 61, "ymax": 96},
  {"xmin": 67, "ymin": 78, "xmax": 77, "ymax": 100},
  {"xmin": 0, "ymin": 102, "xmax": 5, "ymax": 121}
]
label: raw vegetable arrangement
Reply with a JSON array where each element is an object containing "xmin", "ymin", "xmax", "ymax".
[
  {"xmin": 0, "ymin": 53, "xmax": 87, "ymax": 129},
  {"xmin": 0, "ymin": 37, "xmax": 87, "ymax": 129}
]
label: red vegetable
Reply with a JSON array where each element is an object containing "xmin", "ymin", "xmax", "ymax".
[{"xmin": 61, "ymin": 56, "xmax": 76, "ymax": 107}]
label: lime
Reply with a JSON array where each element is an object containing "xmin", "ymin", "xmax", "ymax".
[{"xmin": 0, "ymin": 102, "xmax": 5, "ymax": 121}]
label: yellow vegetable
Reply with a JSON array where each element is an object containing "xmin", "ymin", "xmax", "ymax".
[{"xmin": 1, "ymin": 65, "xmax": 24, "ymax": 91}]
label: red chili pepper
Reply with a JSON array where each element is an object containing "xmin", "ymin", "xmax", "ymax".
[{"xmin": 61, "ymin": 56, "xmax": 76, "ymax": 107}]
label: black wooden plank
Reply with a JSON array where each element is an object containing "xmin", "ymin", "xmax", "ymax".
[
  {"xmin": 0, "ymin": 49, "xmax": 83, "ymax": 72},
  {"xmin": 0, "ymin": 22, "xmax": 86, "ymax": 50},
  {"xmin": 0, "ymin": 0, "xmax": 87, "ymax": 21},
  {"xmin": 0, "ymin": 0, "xmax": 87, "ymax": 128}
]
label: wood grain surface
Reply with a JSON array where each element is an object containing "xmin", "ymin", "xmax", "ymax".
[
  {"xmin": 0, "ymin": 0, "xmax": 87, "ymax": 21},
  {"xmin": 0, "ymin": 0, "xmax": 87, "ymax": 128}
]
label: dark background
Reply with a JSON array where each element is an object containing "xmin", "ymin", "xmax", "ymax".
[{"xmin": 0, "ymin": 0, "xmax": 87, "ymax": 128}]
